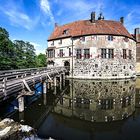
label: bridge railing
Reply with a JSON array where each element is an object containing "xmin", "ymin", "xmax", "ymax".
[
  {"xmin": 0, "ymin": 66, "xmax": 67, "ymax": 81},
  {"xmin": 0, "ymin": 66, "xmax": 67, "ymax": 100}
]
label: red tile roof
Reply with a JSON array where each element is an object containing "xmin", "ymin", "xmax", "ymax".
[{"xmin": 48, "ymin": 20, "xmax": 134, "ymax": 41}]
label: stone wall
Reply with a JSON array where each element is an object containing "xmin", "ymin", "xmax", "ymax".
[{"xmin": 47, "ymin": 35, "xmax": 136, "ymax": 79}]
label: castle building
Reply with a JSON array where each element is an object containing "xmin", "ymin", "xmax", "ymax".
[{"xmin": 47, "ymin": 12, "xmax": 136, "ymax": 79}]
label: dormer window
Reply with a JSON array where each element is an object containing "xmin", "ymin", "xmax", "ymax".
[
  {"xmin": 63, "ymin": 29, "xmax": 69, "ymax": 35},
  {"xmin": 108, "ymin": 35, "xmax": 113, "ymax": 41}
]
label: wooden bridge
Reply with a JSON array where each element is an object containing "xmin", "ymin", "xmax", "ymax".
[{"xmin": 0, "ymin": 67, "xmax": 67, "ymax": 112}]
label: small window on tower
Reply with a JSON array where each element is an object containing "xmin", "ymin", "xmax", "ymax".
[
  {"xmin": 129, "ymin": 50, "xmax": 132, "ymax": 59},
  {"xmin": 123, "ymin": 49, "xmax": 127, "ymax": 59},
  {"xmin": 84, "ymin": 49, "xmax": 90, "ymax": 59},
  {"xmin": 59, "ymin": 39, "xmax": 62, "ymax": 44},
  {"xmin": 76, "ymin": 49, "xmax": 82, "ymax": 59},
  {"xmin": 59, "ymin": 49, "xmax": 63, "ymax": 57},
  {"xmin": 108, "ymin": 36, "xmax": 113, "ymax": 41},
  {"xmin": 80, "ymin": 36, "xmax": 85, "ymax": 42},
  {"xmin": 51, "ymin": 41, "xmax": 54, "ymax": 45}
]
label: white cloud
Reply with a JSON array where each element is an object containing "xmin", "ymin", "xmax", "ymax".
[
  {"xmin": 4, "ymin": 10, "xmax": 33, "ymax": 30},
  {"xmin": 56, "ymin": 0, "xmax": 105, "ymax": 24},
  {"xmin": 125, "ymin": 8, "xmax": 140, "ymax": 33},
  {"xmin": 63, "ymin": 0, "xmax": 93, "ymax": 13},
  {"xmin": 0, "ymin": 1, "xmax": 39, "ymax": 30},
  {"xmin": 30, "ymin": 42, "xmax": 45, "ymax": 55},
  {"xmin": 40, "ymin": 0, "xmax": 55, "ymax": 23}
]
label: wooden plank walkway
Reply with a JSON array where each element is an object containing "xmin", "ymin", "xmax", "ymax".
[{"xmin": 0, "ymin": 67, "xmax": 67, "ymax": 102}]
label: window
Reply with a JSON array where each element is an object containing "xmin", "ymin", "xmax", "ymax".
[
  {"xmin": 101, "ymin": 99, "xmax": 113, "ymax": 110},
  {"xmin": 101, "ymin": 48, "xmax": 107, "ymax": 58},
  {"xmin": 108, "ymin": 36, "xmax": 113, "ymax": 41},
  {"xmin": 129, "ymin": 50, "xmax": 132, "ymax": 59},
  {"xmin": 59, "ymin": 49, "xmax": 63, "ymax": 57},
  {"xmin": 48, "ymin": 49, "xmax": 54, "ymax": 58},
  {"xmin": 101, "ymin": 48, "xmax": 114, "ymax": 59},
  {"xmin": 84, "ymin": 49, "xmax": 90, "ymax": 59},
  {"xmin": 69, "ymin": 48, "xmax": 71, "ymax": 56},
  {"xmin": 76, "ymin": 49, "xmax": 82, "ymax": 59},
  {"xmin": 80, "ymin": 37, "xmax": 85, "ymax": 42},
  {"xmin": 108, "ymin": 49, "xmax": 114, "ymax": 58},
  {"xmin": 51, "ymin": 41, "xmax": 54, "ymax": 46},
  {"xmin": 95, "ymin": 64, "xmax": 98, "ymax": 68},
  {"xmin": 123, "ymin": 49, "xmax": 127, "ymax": 59},
  {"xmin": 59, "ymin": 39, "xmax": 62, "ymax": 44},
  {"xmin": 91, "ymin": 35, "xmax": 97, "ymax": 40}
]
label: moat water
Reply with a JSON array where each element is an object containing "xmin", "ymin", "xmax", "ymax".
[{"xmin": 1, "ymin": 78, "xmax": 140, "ymax": 140}]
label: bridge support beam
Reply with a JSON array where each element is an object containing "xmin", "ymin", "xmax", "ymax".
[
  {"xmin": 60, "ymin": 74, "xmax": 62, "ymax": 90},
  {"xmin": 19, "ymin": 112, "xmax": 25, "ymax": 123},
  {"xmin": 47, "ymin": 81, "xmax": 50, "ymax": 90},
  {"xmin": 54, "ymin": 86, "xmax": 57, "ymax": 95},
  {"xmin": 43, "ymin": 81, "xmax": 47, "ymax": 94},
  {"xmin": 63, "ymin": 73, "xmax": 65, "ymax": 87},
  {"xmin": 43, "ymin": 81, "xmax": 47, "ymax": 105},
  {"xmin": 54, "ymin": 76, "xmax": 57, "ymax": 87},
  {"xmin": 18, "ymin": 96, "xmax": 24, "ymax": 112},
  {"xmin": 43, "ymin": 93, "xmax": 47, "ymax": 105},
  {"xmin": 63, "ymin": 72, "xmax": 65, "ymax": 80}
]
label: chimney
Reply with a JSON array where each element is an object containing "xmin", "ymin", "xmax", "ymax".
[
  {"xmin": 120, "ymin": 17, "xmax": 124, "ymax": 24},
  {"xmin": 55, "ymin": 23, "xmax": 58, "ymax": 28},
  {"xmin": 91, "ymin": 12, "xmax": 96, "ymax": 23},
  {"xmin": 98, "ymin": 13, "xmax": 104, "ymax": 20}
]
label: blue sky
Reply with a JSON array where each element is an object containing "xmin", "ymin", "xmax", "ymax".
[{"xmin": 0, "ymin": 0, "xmax": 140, "ymax": 54}]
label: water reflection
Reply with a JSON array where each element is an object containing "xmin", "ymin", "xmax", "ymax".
[
  {"xmin": 53, "ymin": 79, "xmax": 136, "ymax": 122},
  {"xmin": 1, "ymin": 78, "xmax": 139, "ymax": 140}
]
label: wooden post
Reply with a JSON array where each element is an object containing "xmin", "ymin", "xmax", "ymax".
[
  {"xmin": 43, "ymin": 81, "xmax": 47, "ymax": 94},
  {"xmin": 43, "ymin": 93, "xmax": 47, "ymax": 105},
  {"xmin": 19, "ymin": 112, "xmax": 25, "ymax": 123},
  {"xmin": 54, "ymin": 76, "xmax": 57, "ymax": 87},
  {"xmin": 18, "ymin": 96, "xmax": 24, "ymax": 112},
  {"xmin": 63, "ymin": 72, "xmax": 65, "ymax": 80},
  {"xmin": 2, "ymin": 78, "xmax": 6, "ymax": 97},
  {"xmin": 63, "ymin": 73, "xmax": 65, "ymax": 87},
  {"xmin": 60, "ymin": 74, "xmax": 62, "ymax": 90},
  {"xmin": 50, "ymin": 80, "xmax": 53, "ymax": 90}
]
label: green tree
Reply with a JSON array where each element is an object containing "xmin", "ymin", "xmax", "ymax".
[
  {"xmin": 0, "ymin": 27, "xmax": 46, "ymax": 70},
  {"xmin": 36, "ymin": 53, "xmax": 46, "ymax": 67},
  {"xmin": 14, "ymin": 40, "xmax": 36, "ymax": 68},
  {"xmin": 0, "ymin": 27, "xmax": 16, "ymax": 70}
]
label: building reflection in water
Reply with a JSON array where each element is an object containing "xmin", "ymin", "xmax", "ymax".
[{"xmin": 52, "ymin": 79, "xmax": 136, "ymax": 122}]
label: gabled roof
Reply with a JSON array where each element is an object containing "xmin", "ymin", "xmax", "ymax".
[{"xmin": 48, "ymin": 20, "xmax": 134, "ymax": 41}]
